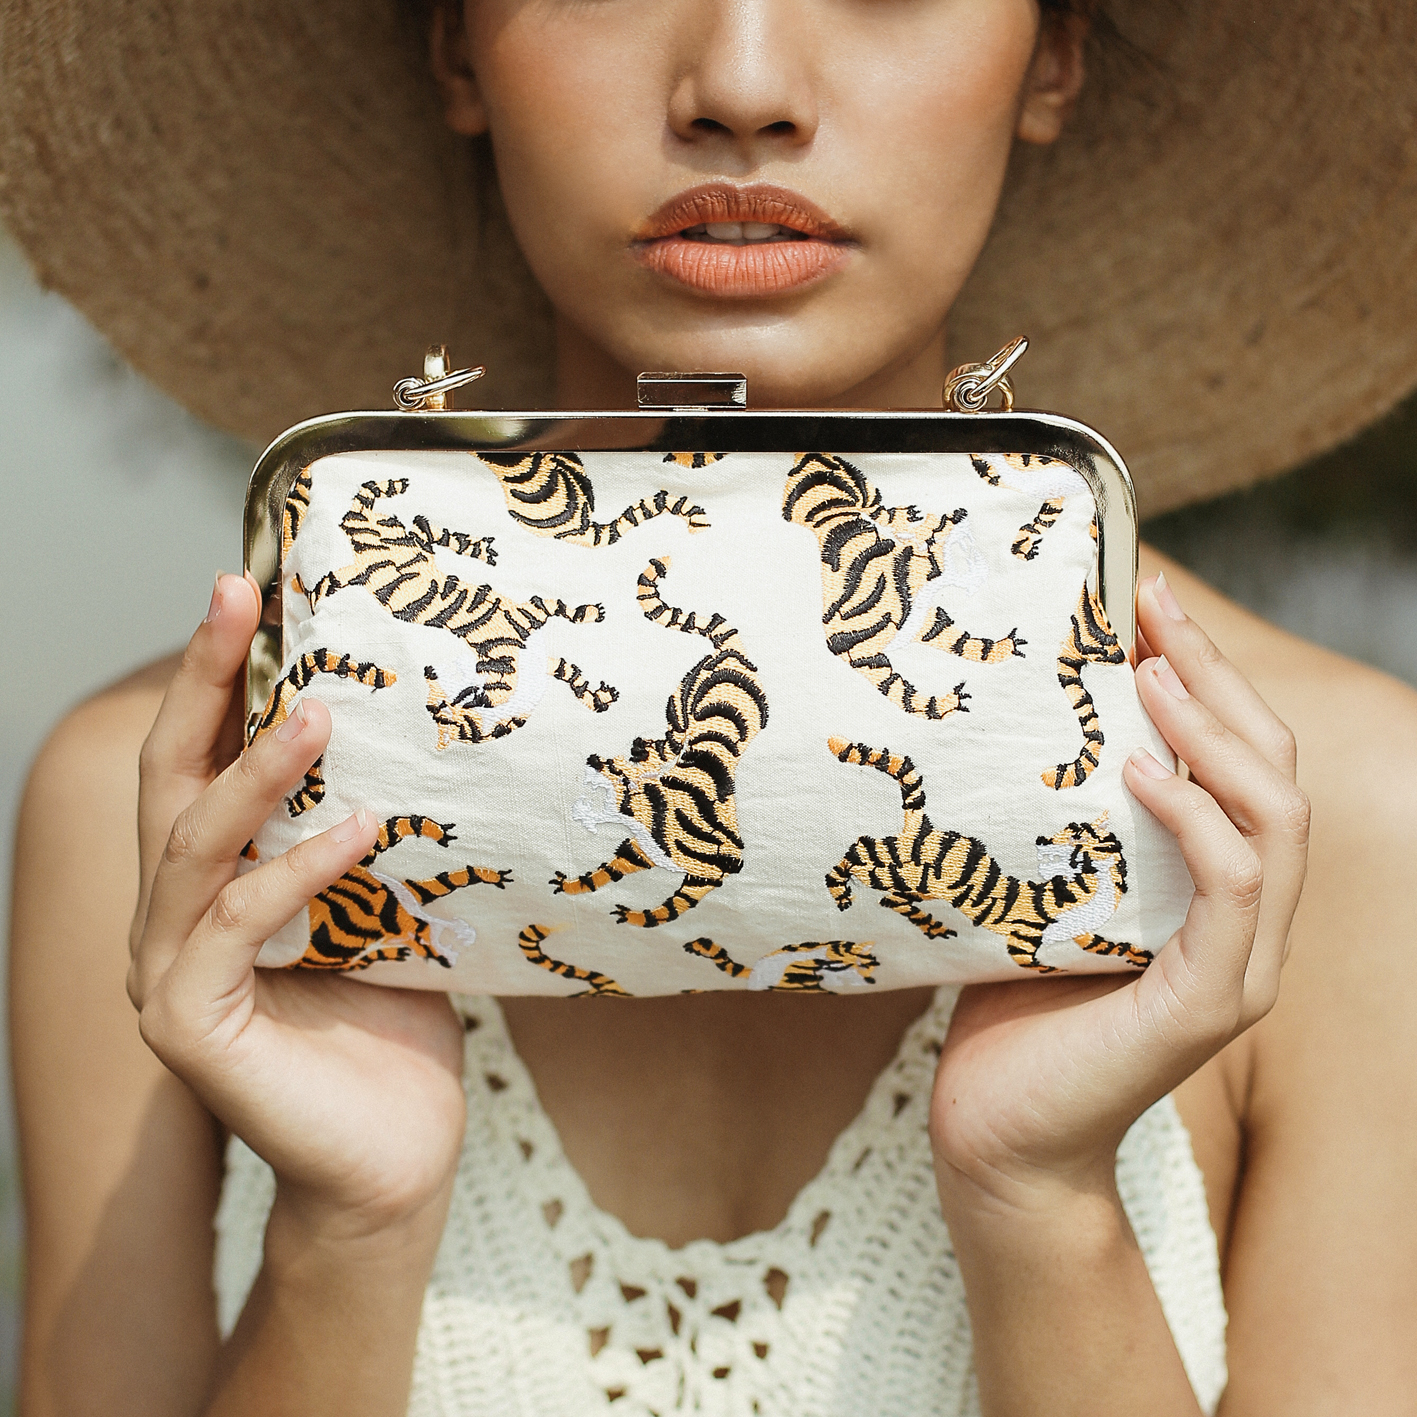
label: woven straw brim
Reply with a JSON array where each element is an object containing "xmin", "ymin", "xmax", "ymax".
[{"xmin": 1, "ymin": 1, "xmax": 1414, "ymax": 516}]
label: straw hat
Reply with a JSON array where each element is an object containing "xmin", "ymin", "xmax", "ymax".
[{"xmin": 1, "ymin": 1, "xmax": 1414, "ymax": 515}]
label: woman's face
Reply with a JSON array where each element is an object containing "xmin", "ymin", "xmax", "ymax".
[{"xmin": 436, "ymin": 0, "xmax": 1082, "ymax": 408}]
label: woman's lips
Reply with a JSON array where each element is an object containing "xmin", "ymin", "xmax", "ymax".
[
  {"xmin": 632, "ymin": 183, "xmax": 853, "ymax": 298},
  {"xmin": 638, "ymin": 238, "xmax": 851, "ymax": 299}
]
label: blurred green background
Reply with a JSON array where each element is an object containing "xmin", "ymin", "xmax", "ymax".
[{"xmin": 1, "ymin": 227, "xmax": 1414, "ymax": 1412}]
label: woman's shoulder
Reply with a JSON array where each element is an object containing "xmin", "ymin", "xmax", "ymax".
[
  {"xmin": 1154, "ymin": 554, "xmax": 1417, "ymax": 1018},
  {"xmin": 17, "ymin": 652, "xmax": 182, "ymax": 938},
  {"xmin": 25, "ymin": 651, "xmax": 181, "ymax": 805},
  {"xmin": 12, "ymin": 649, "xmax": 228, "ymax": 1416},
  {"xmin": 1149, "ymin": 551, "xmax": 1417, "ymax": 828},
  {"xmin": 58, "ymin": 651, "xmax": 182, "ymax": 732},
  {"xmin": 1160, "ymin": 554, "xmax": 1417, "ymax": 1357},
  {"xmin": 1198, "ymin": 560, "xmax": 1417, "ymax": 1077},
  {"xmin": 1151, "ymin": 554, "xmax": 1417, "ymax": 1394}
]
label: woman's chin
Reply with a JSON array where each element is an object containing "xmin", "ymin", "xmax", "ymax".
[{"xmin": 551, "ymin": 276, "xmax": 948, "ymax": 410}]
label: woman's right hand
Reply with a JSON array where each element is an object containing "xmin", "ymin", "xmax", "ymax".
[{"xmin": 127, "ymin": 573, "xmax": 468, "ymax": 1242}]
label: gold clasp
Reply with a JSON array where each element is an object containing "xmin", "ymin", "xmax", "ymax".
[
  {"xmin": 943, "ymin": 336, "xmax": 1028, "ymax": 413},
  {"xmin": 393, "ymin": 345, "xmax": 486, "ymax": 411},
  {"xmin": 636, "ymin": 371, "xmax": 748, "ymax": 410}
]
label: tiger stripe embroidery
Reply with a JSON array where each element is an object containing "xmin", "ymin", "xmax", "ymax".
[
  {"xmin": 1012, "ymin": 498, "xmax": 1066, "ymax": 560},
  {"xmin": 1043, "ymin": 571, "xmax": 1127, "ymax": 789},
  {"xmin": 282, "ymin": 466, "xmax": 313, "ymax": 563},
  {"xmin": 292, "ymin": 815, "xmax": 511, "ymax": 972},
  {"xmin": 784, "ymin": 453, "xmax": 1024, "ymax": 719},
  {"xmin": 246, "ymin": 649, "xmax": 397, "ymax": 816},
  {"xmin": 302, "ymin": 478, "xmax": 617, "ymax": 747},
  {"xmin": 825, "ymin": 738, "xmax": 1150, "ymax": 972},
  {"xmin": 684, "ymin": 938, "xmax": 880, "ymax": 991},
  {"xmin": 517, "ymin": 924, "xmax": 628, "ymax": 996},
  {"xmin": 663, "ymin": 452, "xmax": 727, "ymax": 469},
  {"xmin": 476, "ymin": 451, "xmax": 710, "ymax": 544},
  {"xmin": 554, "ymin": 556, "xmax": 769, "ymax": 928},
  {"xmin": 424, "ymin": 646, "xmax": 616, "ymax": 750},
  {"xmin": 969, "ymin": 453, "xmax": 1090, "ymax": 561}
]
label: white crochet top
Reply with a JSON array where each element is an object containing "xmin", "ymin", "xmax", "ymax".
[{"xmin": 214, "ymin": 989, "xmax": 1228, "ymax": 1414}]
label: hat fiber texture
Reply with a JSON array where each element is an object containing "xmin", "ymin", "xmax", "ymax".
[{"xmin": 1, "ymin": 0, "xmax": 1414, "ymax": 514}]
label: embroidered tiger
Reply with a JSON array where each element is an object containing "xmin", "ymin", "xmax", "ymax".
[
  {"xmin": 962, "ymin": 461, "xmax": 1123, "ymax": 790},
  {"xmin": 663, "ymin": 452, "xmax": 727, "ymax": 468},
  {"xmin": 476, "ymin": 451, "xmax": 710, "ymax": 544},
  {"xmin": 553, "ymin": 556, "xmax": 769, "ymax": 927},
  {"xmin": 282, "ymin": 466, "xmax": 313, "ymax": 562},
  {"xmin": 783, "ymin": 453, "xmax": 1024, "ymax": 719},
  {"xmin": 969, "ymin": 452, "xmax": 1090, "ymax": 561},
  {"xmin": 244, "ymin": 815, "xmax": 511, "ymax": 972},
  {"xmin": 825, "ymin": 738, "xmax": 1151, "ymax": 972},
  {"xmin": 301, "ymin": 478, "xmax": 616, "ymax": 747},
  {"xmin": 424, "ymin": 647, "xmax": 614, "ymax": 750},
  {"xmin": 517, "ymin": 924, "xmax": 628, "ymax": 996},
  {"xmin": 1044, "ymin": 565, "xmax": 1128, "ymax": 790},
  {"xmin": 246, "ymin": 649, "xmax": 397, "ymax": 816},
  {"xmin": 684, "ymin": 938, "xmax": 880, "ymax": 991}
]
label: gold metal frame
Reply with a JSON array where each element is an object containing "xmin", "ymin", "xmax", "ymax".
[{"xmin": 243, "ymin": 408, "xmax": 1138, "ymax": 720}]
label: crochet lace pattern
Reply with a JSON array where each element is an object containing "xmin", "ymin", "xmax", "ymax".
[{"xmin": 214, "ymin": 988, "xmax": 1227, "ymax": 1414}]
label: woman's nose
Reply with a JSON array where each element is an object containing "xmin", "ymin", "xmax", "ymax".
[{"xmin": 667, "ymin": 0, "xmax": 819, "ymax": 154}]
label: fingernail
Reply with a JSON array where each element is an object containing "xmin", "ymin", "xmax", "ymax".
[
  {"xmin": 204, "ymin": 573, "xmax": 225, "ymax": 624},
  {"xmin": 1128, "ymin": 747, "xmax": 1174, "ymax": 780},
  {"xmin": 330, "ymin": 807, "xmax": 369, "ymax": 843},
  {"xmin": 275, "ymin": 700, "xmax": 308, "ymax": 741},
  {"xmin": 1154, "ymin": 655, "xmax": 1189, "ymax": 700},
  {"xmin": 1154, "ymin": 571, "xmax": 1186, "ymax": 622}
]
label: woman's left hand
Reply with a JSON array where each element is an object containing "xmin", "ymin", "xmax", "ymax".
[{"xmin": 930, "ymin": 571, "xmax": 1311, "ymax": 1214}]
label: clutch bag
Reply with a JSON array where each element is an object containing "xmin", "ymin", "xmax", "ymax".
[{"xmin": 242, "ymin": 342, "xmax": 1192, "ymax": 995}]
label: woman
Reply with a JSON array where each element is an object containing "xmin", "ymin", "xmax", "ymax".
[{"xmin": 4, "ymin": 1, "xmax": 1416, "ymax": 1413}]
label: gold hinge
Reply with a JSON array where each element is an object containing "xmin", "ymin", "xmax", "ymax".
[
  {"xmin": 393, "ymin": 346, "xmax": 486, "ymax": 411},
  {"xmin": 943, "ymin": 336, "xmax": 1028, "ymax": 413}
]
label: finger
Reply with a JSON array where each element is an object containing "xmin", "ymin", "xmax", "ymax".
[
  {"xmin": 139, "ymin": 808, "xmax": 380, "ymax": 1052},
  {"xmin": 138, "ymin": 573, "xmax": 263, "ymax": 864},
  {"xmin": 1135, "ymin": 654, "xmax": 1311, "ymax": 854},
  {"xmin": 1124, "ymin": 749, "xmax": 1268, "ymax": 1035},
  {"xmin": 143, "ymin": 572, "xmax": 262, "ymax": 783},
  {"xmin": 137, "ymin": 698, "xmax": 334, "ymax": 979},
  {"xmin": 1137, "ymin": 573, "xmax": 1298, "ymax": 779},
  {"xmin": 1134, "ymin": 651, "xmax": 1309, "ymax": 1020},
  {"xmin": 133, "ymin": 573, "xmax": 262, "ymax": 942}
]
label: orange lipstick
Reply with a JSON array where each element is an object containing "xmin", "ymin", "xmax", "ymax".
[{"xmin": 633, "ymin": 183, "xmax": 853, "ymax": 298}]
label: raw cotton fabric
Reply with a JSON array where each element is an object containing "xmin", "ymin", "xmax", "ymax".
[{"xmin": 247, "ymin": 447, "xmax": 1193, "ymax": 994}]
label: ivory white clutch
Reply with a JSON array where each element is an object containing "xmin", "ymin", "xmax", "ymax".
[{"xmin": 242, "ymin": 350, "xmax": 1192, "ymax": 995}]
